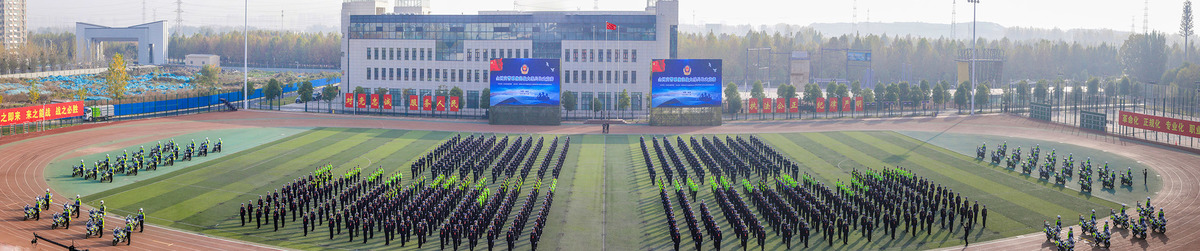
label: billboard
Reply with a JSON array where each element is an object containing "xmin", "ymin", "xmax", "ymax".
[
  {"xmin": 1119, "ymin": 111, "xmax": 1200, "ymax": 138},
  {"xmin": 489, "ymin": 58, "xmax": 561, "ymax": 107},
  {"xmin": 847, "ymin": 52, "xmax": 872, "ymax": 62},
  {"xmin": 650, "ymin": 59, "xmax": 723, "ymax": 108},
  {"xmin": 0, "ymin": 101, "xmax": 85, "ymax": 126}
]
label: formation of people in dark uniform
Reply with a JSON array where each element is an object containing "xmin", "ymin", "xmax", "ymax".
[
  {"xmin": 236, "ymin": 134, "xmax": 570, "ymax": 250},
  {"xmin": 641, "ymin": 135, "xmax": 989, "ymax": 250}
]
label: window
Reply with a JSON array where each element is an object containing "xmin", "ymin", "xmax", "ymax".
[
  {"xmin": 572, "ymin": 49, "xmax": 578, "ymax": 62},
  {"xmin": 366, "ymin": 48, "xmax": 372, "ymax": 60},
  {"xmin": 389, "ymin": 48, "xmax": 395, "ymax": 60},
  {"xmin": 606, "ymin": 49, "xmax": 612, "ymax": 62},
  {"xmin": 563, "ymin": 51, "xmax": 570, "ymax": 62},
  {"xmin": 419, "ymin": 48, "xmax": 425, "ymax": 61},
  {"xmin": 403, "ymin": 68, "xmax": 409, "ymax": 81},
  {"xmin": 581, "ymin": 92, "xmax": 593, "ymax": 110},
  {"xmin": 404, "ymin": 48, "xmax": 410, "ymax": 60},
  {"xmin": 632, "ymin": 50, "xmax": 637, "ymax": 62},
  {"xmin": 632, "ymin": 92, "xmax": 643, "ymax": 110},
  {"xmin": 623, "ymin": 49, "xmax": 629, "ymax": 62},
  {"xmin": 564, "ymin": 70, "xmax": 571, "ymax": 84},
  {"xmin": 524, "ymin": 49, "xmax": 530, "ymax": 58},
  {"xmin": 419, "ymin": 69, "xmax": 425, "ymax": 81},
  {"xmin": 375, "ymin": 68, "xmax": 381, "ymax": 80},
  {"xmin": 623, "ymin": 71, "xmax": 629, "ymax": 84},
  {"xmin": 632, "ymin": 71, "xmax": 637, "ymax": 84},
  {"xmin": 574, "ymin": 71, "xmax": 580, "ymax": 84},
  {"xmin": 366, "ymin": 69, "xmax": 371, "ymax": 80},
  {"xmin": 389, "ymin": 68, "xmax": 394, "ymax": 80},
  {"xmin": 374, "ymin": 48, "xmax": 380, "ymax": 60},
  {"xmin": 466, "ymin": 90, "xmax": 480, "ymax": 108}
]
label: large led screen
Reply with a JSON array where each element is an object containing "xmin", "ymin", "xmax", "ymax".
[
  {"xmin": 650, "ymin": 59, "xmax": 722, "ymax": 108},
  {"xmin": 489, "ymin": 58, "xmax": 561, "ymax": 107}
]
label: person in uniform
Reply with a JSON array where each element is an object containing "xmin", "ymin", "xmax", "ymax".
[
  {"xmin": 302, "ymin": 214, "xmax": 309, "ymax": 236},
  {"xmin": 981, "ymin": 205, "xmax": 988, "ymax": 228},
  {"xmin": 239, "ymin": 203, "xmax": 246, "ymax": 226},
  {"xmin": 255, "ymin": 203, "xmax": 263, "ymax": 229}
]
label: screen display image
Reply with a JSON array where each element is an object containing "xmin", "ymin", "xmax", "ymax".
[
  {"xmin": 489, "ymin": 58, "xmax": 561, "ymax": 107},
  {"xmin": 650, "ymin": 59, "xmax": 722, "ymax": 108}
]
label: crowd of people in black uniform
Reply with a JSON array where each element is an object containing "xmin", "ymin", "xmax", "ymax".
[
  {"xmin": 236, "ymin": 134, "xmax": 569, "ymax": 250},
  {"xmin": 641, "ymin": 135, "xmax": 990, "ymax": 250}
]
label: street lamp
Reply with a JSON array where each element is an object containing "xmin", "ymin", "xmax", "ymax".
[{"xmin": 969, "ymin": 0, "xmax": 980, "ymax": 115}]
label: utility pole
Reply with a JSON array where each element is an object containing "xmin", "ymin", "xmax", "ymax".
[
  {"xmin": 244, "ymin": 0, "xmax": 249, "ymax": 110},
  {"xmin": 174, "ymin": 0, "xmax": 184, "ymax": 35}
]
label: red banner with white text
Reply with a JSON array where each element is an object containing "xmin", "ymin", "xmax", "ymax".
[
  {"xmin": 382, "ymin": 94, "xmax": 393, "ymax": 110},
  {"xmin": 422, "ymin": 96, "xmax": 433, "ymax": 111},
  {"xmin": 409, "ymin": 95, "xmax": 419, "ymax": 110},
  {"xmin": 344, "ymin": 93, "xmax": 354, "ymax": 108},
  {"xmin": 370, "ymin": 94, "xmax": 380, "ymax": 109},
  {"xmin": 748, "ymin": 98, "xmax": 759, "ymax": 113},
  {"xmin": 842, "ymin": 97, "xmax": 852, "ymax": 112},
  {"xmin": 1119, "ymin": 111, "xmax": 1200, "ymax": 138},
  {"xmin": 815, "ymin": 97, "xmax": 825, "ymax": 113},
  {"xmin": 788, "ymin": 98, "xmax": 799, "ymax": 113},
  {"xmin": 855, "ymin": 97, "xmax": 864, "ymax": 112},
  {"xmin": 448, "ymin": 96, "xmax": 460, "ymax": 112},
  {"xmin": 828, "ymin": 97, "xmax": 838, "ymax": 112},
  {"xmin": 762, "ymin": 98, "xmax": 773, "ymax": 114},
  {"xmin": 357, "ymin": 93, "xmax": 368, "ymax": 108},
  {"xmin": 435, "ymin": 96, "xmax": 447, "ymax": 111},
  {"xmin": 0, "ymin": 101, "xmax": 86, "ymax": 126}
]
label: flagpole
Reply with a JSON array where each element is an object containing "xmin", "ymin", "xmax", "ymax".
[{"xmin": 605, "ymin": 22, "xmax": 609, "ymax": 119}]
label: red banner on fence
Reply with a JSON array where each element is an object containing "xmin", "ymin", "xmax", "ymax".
[
  {"xmin": 344, "ymin": 93, "xmax": 354, "ymax": 108},
  {"xmin": 1119, "ymin": 111, "xmax": 1200, "ymax": 138},
  {"xmin": 448, "ymin": 96, "xmax": 460, "ymax": 112},
  {"xmin": 422, "ymin": 96, "xmax": 433, "ymax": 111},
  {"xmin": 435, "ymin": 96, "xmax": 447, "ymax": 111},
  {"xmin": 409, "ymin": 95, "xmax": 419, "ymax": 110},
  {"xmin": 357, "ymin": 93, "xmax": 368, "ymax": 108},
  {"xmin": 789, "ymin": 98, "xmax": 799, "ymax": 113},
  {"xmin": 748, "ymin": 98, "xmax": 759, "ymax": 113},
  {"xmin": 842, "ymin": 97, "xmax": 852, "ymax": 112},
  {"xmin": 855, "ymin": 97, "xmax": 864, "ymax": 112},
  {"xmin": 762, "ymin": 98, "xmax": 773, "ymax": 114},
  {"xmin": 775, "ymin": 98, "xmax": 786, "ymax": 113},
  {"xmin": 0, "ymin": 101, "xmax": 85, "ymax": 126},
  {"xmin": 828, "ymin": 97, "xmax": 838, "ymax": 112},
  {"xmin": 370, "ymin": 94, "xmax": 380, "ymax": 109},
  {"xmin": 382, "ymin": 94, "xmax": 393, "ymax": 110},
  {"xmin": 815, "ymin": 97, "xmax": 825, "ymax": 113}
]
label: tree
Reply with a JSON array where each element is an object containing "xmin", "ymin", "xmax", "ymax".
[
  {"xmin": 724, "ymin": 82, "xmax": 742, "ymax": 114},
  {"xmin": 562, "ymin": 91, "xmax": 578, "ymax": 117},
  {"xmin": 776, "ymin": 84, "xmax": 796, "ymax": 100},
  {"xmin": 591, "ymin": 98, "xmax": 602, "ymax": 116},
  {"xmin": 932, "ymin": 83, "xmax": 946, "ymax": 106},
  {"xmin": 1034, "ymin": 80, "xmax": 1049, "ymax": 103},
  {"xmin": 974, "ymin": 83, "xmax": 990, "ymax": 112},
  {"xmin": 897, "ymin": 82, "xmax": 911, "ymax": 110},
  {"xmin": 750, "ymin": 81, "xmax": 766, "ymax": 100},
  {"xmin": 618, "ymin": 89, "xmax": 630, "ymax": 117},
  {"xmin": 940, "ymin": 82, "xmax": 951, "ymax": 109},
  {"xmin": 885, "ymin": 83, "xmax": 901, "ymax": 110},
  {"xmin": 909, "ymin": 85, "xmax": 924, "ymax": 109},
  {"xmin": 374, "ymin": 87, "xmax": 389, "ymax": 96},
  {"xmin": 954, "ymin": 81, "xmax": 970, "ymax": 112},
  {"xmin": 1184, "ymin": 0, "xmax": 1195, "ymax": 62},
  {"xmin": 321, "ymin": 85, "xmax": 339, "ymax": 113},
  {"xmin": 861, "ymin": 88, "xmax": 876, "ymax": 103},
  {"xmin": 874, "ymin": 83, "xmax": 886, "ymax": 104},
  {"xmin": 804, "ymin": 83, "xmax": 824, "ymax": 104},
  {"xmin": 919, "ymin": 80, "xmax": 932, "ymax": 103},
  {"xmin": 265, "ymin": 79, "xmax": 282, "ymax": 110},
  {"xmin": 1016, "ymin": 80, "xmax": 1030, "ymax": 105},
  {"xmin": 27, "ymin": 81, "xmax": 40, "ymax": 104},
  {"xmin": 850, "ymin": 81, "xmax": 862, "ymax": 98},
  {"xmin": 1086, "ymin": 78, "xmax": 1101, "ymax": 106},
  {"xmin": 197, "ymin": 63, "xmax": 221, "ymax": 90},
  {"xmin": 480, "ymin": 88, "xmax": 491, "ymax": 109},
  {"xmin": 1120, "ymin": 32, "xmax": 1168, "ymax": 83},
  {"xmin": 354, "ymin": 86, "xmax": 367, "ymax": 95},
  {"xmin": 105, "ymin": 53, "xmax": 129, "ymax": 100},
  {"xmin": 298, "ymin": 81, "xmax": 314, "ymax": 112}
]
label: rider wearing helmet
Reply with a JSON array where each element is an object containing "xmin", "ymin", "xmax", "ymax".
[
  {"xmin": 137, "ymin": 208, "xmax": 145, "ymax": 232},
  {"xmin": 99, "ymin": 200, "xmax": 106, "ymax": 213},
  {"xmin": 1056, "ymin": 215, "xmax": 1062, "ymax": 229},
  {"xmin": 1090, "ymin": 209, "xmax": 1096, "ymax": 222}
]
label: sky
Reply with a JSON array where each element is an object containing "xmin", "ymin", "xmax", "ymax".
[{"xmin": 26, "ymin": 0, "xmax": 1193, "ymax": 34}]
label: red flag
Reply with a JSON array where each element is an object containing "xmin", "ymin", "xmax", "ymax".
[
  {"xmin": 748, "ymin": 98, "xmax": 759, "ymax": 113},
  {"xmin": 842, "ymin": 97, "xmax": 852, "ymax": 112},
  {"xmin": 370, "ymin": 94, "xmax": 380, "ymax": 109},
  {"xmin": 789, "ymin": 98, "xmax": 799, "ymax": 113},
  {"xmin": 606, "ymin": 22, "xmax": 617, "ymax": 30},
  {"xmin": 382, "ymin": 94, "xmax": 393, "ymax": 109},
  {"xmin": 490, "ymin": 59, "xmax": 504, "ymax": 71},
  {"xmin": 423, "ymin": 96, "xmax": 433, "ymax": 111},
  {"xmin": 409, "ymin": 95, "xmax": 419, "ymax": 110},
  {"xmin": 828, "ymin": 97, "xmax": 838, "ymax": 112},
  {"xmin": 344, "ymin": 93, "xmax": 354, "ymax": 108},
  {"xmin": 855, "ymin": 97, "xmax": 864, "ymax": 112},
  {"xmin": 651, "ymin": 60, "xmax": 666, "ymax": 73},
  {"xmin": 776, "ymin": 98, "xmax": 786, "ymax": 113},
  {"xmin": 762, "ymin": 98, "xmax": 773, "ymax": 114},
  {"xmin": 435, "ymin": 96, "xmax": 447, "ymax": 111},
  {"xmin": 449, "ymin": 97, "xmax": 460, "ymax": 112},
  {"xmin": 815, "ymin": 97, "xmax": 825, "ymax": 113},
  {"xmin": 357, "ymin": 93, "xmax": 368, "ymax": 108}
]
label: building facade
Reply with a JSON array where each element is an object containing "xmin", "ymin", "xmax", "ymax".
[
  {"xmin": 1, "ymin": 0, "xmax": 26, "ymax": 50},
  {"xmin": 342, "ymin": 0, "xmax": 678, "ymax": 111},
  {"xmin": 185, "ymin": 54, "xmax": 221, "ymax": 67}
]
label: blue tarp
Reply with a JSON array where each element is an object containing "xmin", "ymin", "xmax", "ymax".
[{"xmin": 111, "ymin": 77, "xmax": 339, "ymax": 116}]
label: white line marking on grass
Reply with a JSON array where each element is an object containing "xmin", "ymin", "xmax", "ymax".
[{"xmin": 240, "ymin": 148, "xmax": 302, "ymax": 171}]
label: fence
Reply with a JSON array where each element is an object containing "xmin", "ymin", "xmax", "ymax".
[{"xmin": 0, "ymin": 77, "xmax": 340, "ymax": 138}]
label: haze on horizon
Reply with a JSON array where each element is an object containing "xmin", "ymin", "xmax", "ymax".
[{"xmin": 27, "ymin": 0, "xmax": 1189, "ymax": 35}]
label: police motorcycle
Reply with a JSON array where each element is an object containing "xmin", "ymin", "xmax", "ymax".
[
  {"xmin": 112, "ymin": 226, "xmax": 131, "ymax": 246},
  {"xmin": 72, "ymin": 160, "xmax": 86, "ymax": 177},
  {"xmin": 1062, "ymin": 154, "xmax": 1075, "ymax": 176},
  {"xmin": 213, "ymin": 138, "xmax": 223, "ymax": 153},
  {"xmin": 1112, "ymin": 206, "xmax": 1130, "ymax": 229},
  {"xmin": 99, "ymin": 169, "xmax": 114, "ymax": 183},
  {"xmin": 1054, "ymin": 164, "xmax": 1068, "ymax": 185},
  {"xmin": 1079, "ymin": 214, "xmax": 1097, "ymax": 236},
  {"xmin": 1120, "ymin": 167, "xmax": 1134, "ymax": 187},
  {"xmin": 1151, "ymin": 209, "xmax": 1167, "ymax": 234},
  {"xmin": 23, "ymin": 204, "xmax": 38, "ymax": 221},
  {"xmin": 198, "ymin": 138, "xmax": 209, "ymax": 157},
  {"xmin": 182, "ymin": 141, "xmax": 194, "ymax": 161},
  {"xmin": 1046, "ymin": 149, "xmax": 1058, "ymax": 170},
  {"xmin": 1078, "ymin": 174, "xmax": 1092, "ymax": 193},
  {"xmin": 976, "ymin": 143, "xmax": 987, "ymax": 159},
  {"xmin": 1044, "ymin": 220, "xmax": 1061, "ymax": 242},
  {"xmin": 84, "ymin": 209, "xmax": 105, "ymax": 238},
  {"xmin": 990, "ymin": 149, "xmax": 1003, "ymax": 164},
  {"xmin": 1051, "ymin": 228, "xmax": 1074, "ymax": 251},
  {"xmin": 50, "ymin": 212, "xmax": 69, "ymax": 229},
  {"xmin": 126, "ymin": 214, "xmax": 142, "ymax": 233},
  {"xmin": 1093, "ymin": 223, "xmax": 1111, "ymax": 248},
  {"xmin": 1130, "ymin": 217, "xmax": 1148, "ymax": 239}
]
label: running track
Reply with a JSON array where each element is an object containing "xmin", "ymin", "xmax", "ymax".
[{"xmin": 0, "ymin": 110, "xmax": 1194, "ymax": 250}]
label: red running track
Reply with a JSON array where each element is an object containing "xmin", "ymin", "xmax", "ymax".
[{"xmin": 0, "ymin": 110, "xmax": 1195, "ymax": 250}]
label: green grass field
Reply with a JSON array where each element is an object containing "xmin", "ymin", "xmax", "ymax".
[{"xmin": 73, "ymin": 129, "xmax": 1146, "ymax": 250}]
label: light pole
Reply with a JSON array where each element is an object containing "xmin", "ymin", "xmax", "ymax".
[
  {"xmin": 969, "ymin": 0, "xmax": 979, "ymax": 115},
  {"xmin": 243, "ymin": 0, "xmax": 249, "ymax": 110}
]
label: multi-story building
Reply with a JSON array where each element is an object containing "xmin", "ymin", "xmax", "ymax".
[
  {"xmin": 342, "ymin": 0, "xmax": 678, "ymax": 111},
  {"xmin": 1, "ymin": 0, "xmax": 26, "ymax": 50}
]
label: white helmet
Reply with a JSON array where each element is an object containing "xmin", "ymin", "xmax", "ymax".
[
  {"xmin": 46, "ymin": 188, "xmax": 50, "ymax": 192},
  {"xmin": 100, "ymin": 200, "xmax": 105, "ymax": 204}
]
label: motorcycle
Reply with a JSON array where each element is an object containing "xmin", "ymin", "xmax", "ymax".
[
  {"xmin": 1044, "ymin": 221, "xmax": 1061, "ymax": 242},
  {"xmin": 991, "ymin": 150, "xmax": 1003, "ymax": 164},
  {"xmin": 84, "ymin": 218, "xmax": 103, "ymax": 238},
  {"xmin": 1079, "ymin": 215, "xmax": 1096, "ymax": 236},
  {"xmin": 1151, "ymin": 215, "xmax": 1167, "ymax": 234},
  {"xmin": 23, "ymin": 205, "xmax": 37, "ymax": 221},
  {"xmin": 1078, "ymin": 175, "xmax": 1092, "ymax": 193},
  {"xmin": 1112, "ymin": 208, "xmax": 1129, "ymax": 229},
  {"xmin": 1120, "ymin": 171, "xmax": 1134, "ymax": 187},
  {"xmin": 977, "ymin": 144, "xmax": 987, "ymax": 159},
  {"xmin": 1093, "ymin": 229, "xmax": 1110, "ymax": 248},
  {"xmin": 72, "ymin": 162, "xmax": 85, "ymax": 177},
  {"xmin": 1130, "ymin": 219, "xmax": 1147, "ymax": 239},
  {"xmin": 213, "ymin": 141, "xmax": 223, "ymax": 153},
  {"xmin": 112, "ymin": 226, "xmax": 130, "ymax": 246},
  {"xmin": 199, "ymin": 142, "xmax": 209, "ymax": 157},
  {"xmin": 51, "ymin": 212, "xmax": 69, "ymax": 229}
]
